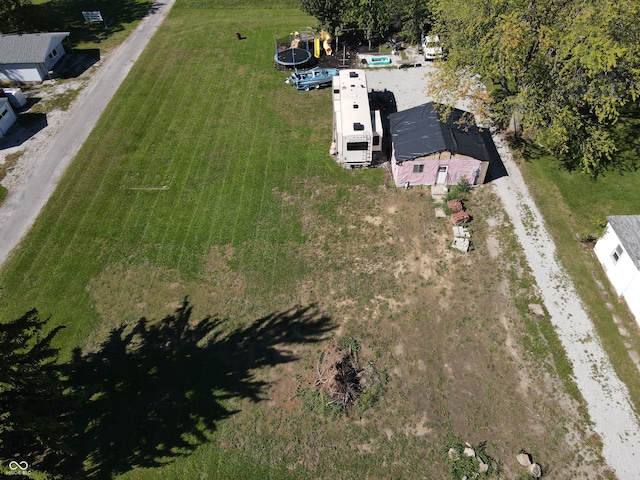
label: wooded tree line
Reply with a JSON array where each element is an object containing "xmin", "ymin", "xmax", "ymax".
[
  {"xmin": 300, "ymin": 0, "xmax": 432, "ymax": 44},
  {"xmin": 303, "ymin": 0, "xmax": 640, "ymax": 176}
]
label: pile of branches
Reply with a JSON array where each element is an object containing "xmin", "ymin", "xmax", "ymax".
[{"xmin": 315, "ymin": 340, "xmax": 362, "ymax": 408}]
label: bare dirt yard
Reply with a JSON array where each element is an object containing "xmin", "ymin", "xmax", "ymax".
[
  {"xmin": 246, "ymin": 183, "xmax": 609, "ymax": 477},
  {"xmin": 85, "ymin": 178, "xmax": 613, "ymax": 478}
]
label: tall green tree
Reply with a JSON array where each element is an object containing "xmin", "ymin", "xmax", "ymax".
[
  {"xmin": 0, "ymin": 0, "xmax": 31, "ymax": 33},
  {"xmin": 397, "ymin": 0, "xmax": 432, "ymax": 43},
  {"xmin": 300, "ymin": 0, "xmax": 350, "ymax": 35},
  {"xmin": 344, "ymin": 0, "xmax": 395, "ymax": 46},
  {"xmin": 429, "ymin": 0, "xmax": 640, "ymax": 175},
  {"xmin": 0, "ymin": 310, "xmax": 67, "ymax": 460}
]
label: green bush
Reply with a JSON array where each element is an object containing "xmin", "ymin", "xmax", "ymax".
[
  {"xmin": 444, "ymin": 178, "xmax": 472, "ymax": 202},
  {"xmin": 442, "ymin": 441, "xmax": 497, "ymax": 479},
  {"xmin": 338, "ymin": 336, "xmax": 361, "ymax": 353},
  {"xmin": 356, "ymin": 368, "xmax": 388, "ymax": 412}
]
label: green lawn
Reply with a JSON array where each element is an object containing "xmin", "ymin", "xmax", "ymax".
[
  {"xmin": 18, "ymin": 0, "xmax": 156, "ymax": 52},
  {"xmin": 2, "ymin": 4, "xmax": 344, "ymax": 350},
  {"xmin": 0, "ymin": 3, "xmax": 378, "ymax": 477}
]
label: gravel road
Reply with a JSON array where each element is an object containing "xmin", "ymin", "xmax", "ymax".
[
  {"xmin": 492, "ymin": 136, "xmax": 640, "ymax": 479},
  {"xmin": 1, "ymin": 24, "xmax": 639, "ymax": 478}
]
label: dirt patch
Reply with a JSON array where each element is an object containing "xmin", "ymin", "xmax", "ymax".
[{"xmin": 216, "ymin": 180, "xmax": 610, "ymax": 478}]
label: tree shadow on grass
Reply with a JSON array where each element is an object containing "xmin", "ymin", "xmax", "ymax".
[
  {"xmin": 56, "ymin": 299, "xmax": 333, "ymax": 478},
  {"xmin": 18, "ymin": 0, "xmax": 156, "ymax": 45}
]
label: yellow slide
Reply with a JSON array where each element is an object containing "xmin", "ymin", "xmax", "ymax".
[{"xmin": 319, "ymin": 30, "xmax": 333, "ymax": 55}]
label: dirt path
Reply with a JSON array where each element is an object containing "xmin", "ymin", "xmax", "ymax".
[
  {"xmin": 0, "ymin": 0, "xmax": 176, "ymax": 268},
  {"xmin": 491, "ymin": 134, "xmax": 640, "ymax": 479}
]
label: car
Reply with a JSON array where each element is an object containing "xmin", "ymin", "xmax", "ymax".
[{"xmin": 421, "ymin": 35, "xmax": 443, "ymax": 60}]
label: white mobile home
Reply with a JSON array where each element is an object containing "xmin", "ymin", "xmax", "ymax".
[
  {"xmin": 0, "ymin": 98, "xmax": 17, "ymax": 137},
  {"xmin": 330, "ymin": 69, "xmax": 382, "ymax": 168},
  {"xmin": 594, "ymin": 215, "xmax": 640, "ymax": 326}
]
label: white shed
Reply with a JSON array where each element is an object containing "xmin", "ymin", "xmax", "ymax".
[
  {"xmin": 0, "ymin": 98, "xmax": 17, "ymax": 137},
  {"xmin": 0, "ymin": 32, "xmax": 70, "ymax": 83},
  {"xmin": 594, "ymin": 215, "xmax": 640, "ymax": 326}
]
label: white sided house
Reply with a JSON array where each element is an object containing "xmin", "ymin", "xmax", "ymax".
[
  {"xmin": 0, "ymin": 98, "xmax": 17, "ymax": 137},
  {"xmin": 594, "ymin": 215, "xmax": 640, "ymax": 326},
  {"xmin": 0, "ymin": 32, "xmax": 70, "ymax": 84},
  {"xmin": 330, "ymin": 69, "xmax": 382, "ymax": 168}
]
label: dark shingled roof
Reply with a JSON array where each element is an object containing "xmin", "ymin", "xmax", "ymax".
[
  {"xmin": 607, "ymin": 215, "xmax": 640, "ymax": 270},
  {"xmin": 389, "ymin": 102, "xmax": 490, "ymax": 164},
  {"xmin": 0, "ymin": 33, "xmax": 69, "ymax": 64}
]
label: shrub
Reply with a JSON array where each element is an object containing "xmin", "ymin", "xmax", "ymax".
[
  {"xmin": 356, "ymin": 367, "xmax": 388, "ymax": 412},
  {"xmin": 338, "ymin": 336, "xmax": 361, "ymax": 353},
  {"xmin": 444, "ymin": 178, "xmax": 472, "ymax": 202},
  {"xmin": 588, "ymin": 213, "xmax": 608, "ymax": 237}
]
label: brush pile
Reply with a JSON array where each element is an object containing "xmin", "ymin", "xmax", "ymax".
[{"xmin": 315, "ymin": 340, "xmax": 362, "ymax": 408}]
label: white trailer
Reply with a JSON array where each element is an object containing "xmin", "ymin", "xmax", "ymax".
[
  {"xmin": 0, "ymin": 98, "xmax": 17, "ymax": 138},
  {"xmin": 330, "ymin": 69, "xmax": 382, "ymax": 168}
]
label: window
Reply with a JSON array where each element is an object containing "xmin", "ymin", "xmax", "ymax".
[
  {"xmin": 611, "ymin": 244, "xmax": 624, "ymax": 264},
  {"xmin": 346, "ymin": 142, "xmax": 369, "ymax": 151},
  {"xmin": 373, "ymin": 135, "xmax": 380, "ymax": 146},
  {"xmin": 413, "ymin": 164, "xmax": 424, "ymax": 173},
  {"xmin": 353, "ymin": 122, "xmax": 364, "ymax": 130},
  {"xmin": 0, "ymin": 108, "xmax": 6, "ymax": 119},
  {"xmin": 48, "ymin": 48, "xmax": 58, "ymax": 59}
]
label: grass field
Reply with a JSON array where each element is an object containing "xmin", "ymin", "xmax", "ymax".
[{"xmin": 0, "ymin": 1, "xmax": 625, "ymax": 478}]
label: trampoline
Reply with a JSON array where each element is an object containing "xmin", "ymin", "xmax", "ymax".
[{"xmin": 274, "ymin": 47, "xmax": 312, "ymax": 68}]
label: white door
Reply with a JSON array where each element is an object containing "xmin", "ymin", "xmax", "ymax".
[{"xmin": 436, "ymin": 165, "xmax": 448, "ymax": 184}]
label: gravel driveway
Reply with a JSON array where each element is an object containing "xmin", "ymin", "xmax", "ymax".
[{"xmin": 492, "ymin": 137, "xmax": 640, "ymax": 479}]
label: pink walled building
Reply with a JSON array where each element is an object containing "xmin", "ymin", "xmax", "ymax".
[{"xmin": 389, "ymin": 103, "xmax": 490, "ymax": 187}]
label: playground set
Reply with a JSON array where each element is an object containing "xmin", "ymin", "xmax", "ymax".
[{"xmin": 274, "ymin": 28, "xmax": 335, "ymax": 70}]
